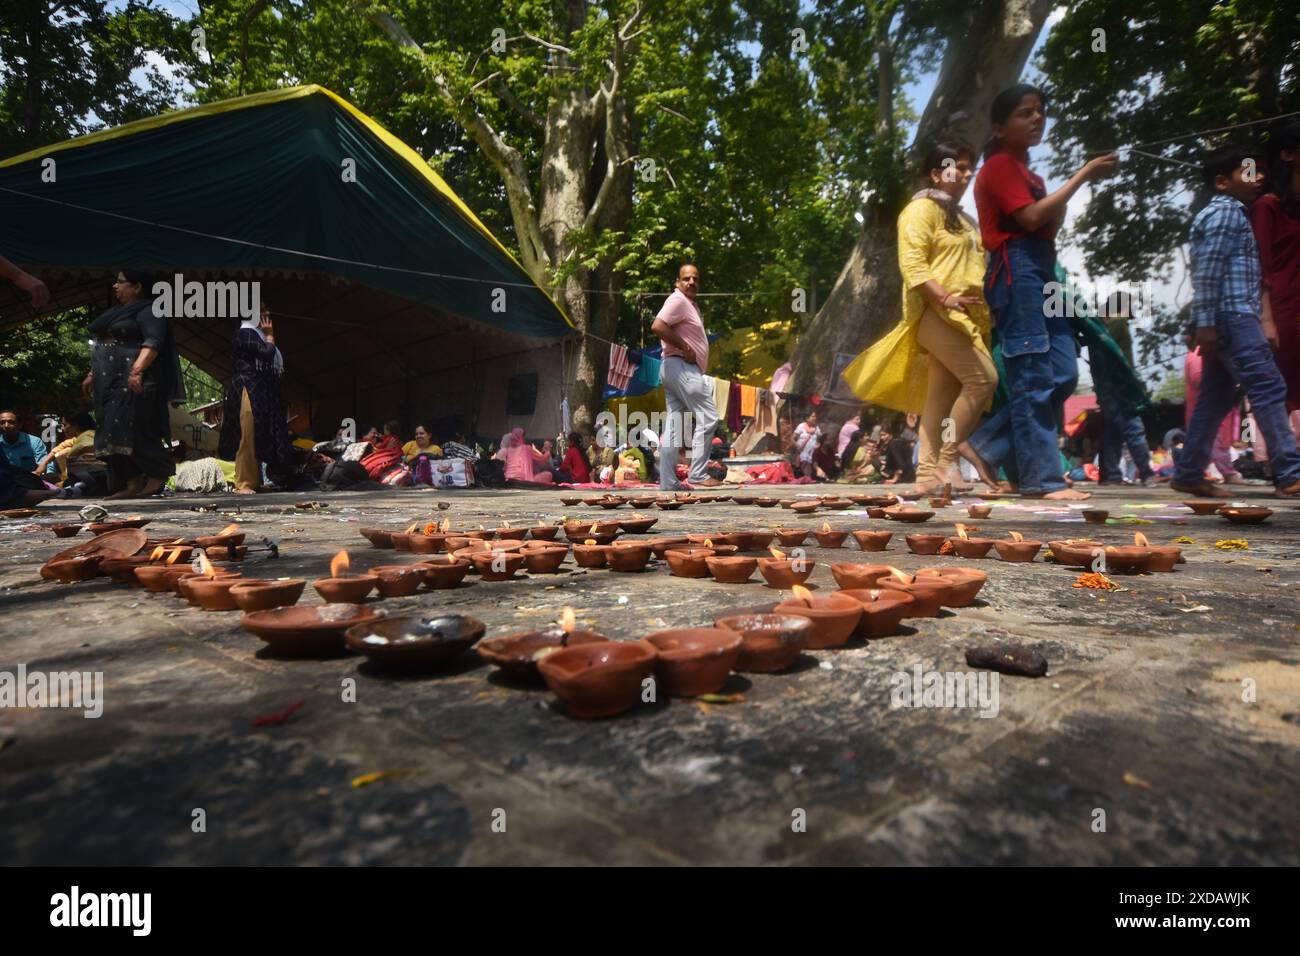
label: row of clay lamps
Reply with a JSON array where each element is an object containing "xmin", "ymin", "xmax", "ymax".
[{"xmin": 501, "ymin": 564, "xmax": 989, "ymax": 718}]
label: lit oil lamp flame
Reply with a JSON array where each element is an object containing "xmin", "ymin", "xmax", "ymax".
[
  {"xmin": 440, "ymin": 518, "xmax": 450, "ymax": 533},
  {"xmin": 1134, "ymin": 531, "xmax": 1149, "ymax": 547},
  {"xmin": 1008, "ymin": 530, "xmax": 1024, "ymax": 542},
  {"xmin": 217, "ymin": 523, "xmax": 240, "ymax": 537},
  {"xmin": 445, "ymin": 551, "xmax": 456, "ymax": 564},
  {"xmin": 165, "ymin": 549, "xmax": 183, "ymax": 566},
  {"xmin": 769, "ymin": 546, "xmax": 786, "ymax": 560},
  {"xmin": 170, "ymin": 537, "xmax": 185, "ymax": 544},
  {"xmin": 502, "ymin": 519, "xmax": 512, "ymax": 529},
  {"xmin": 954, "ymin": 523, "xmax": 970, "ymax": 541},
  {"xmin": 330, "ymin": 550, "xmax": 350, "ymax": 577},
  {"xmin": 584, "ymin": 538, "xmax": 597, "ymax": 546},
  {"xmin": 703, "ymin": 538, "xmax": 714, "ymax": 549},
  {"xmin": 560, "ymin": 607, "xmax": 575, "ymax": 634},
  {"xmin": 887, "ymin": 566, "xmax": 913, "ymax": 584},
  {"xmin": 791, "ymin": 583, "xmax": 814, "ymax": 606},
  {"xmin": 149, "ymin": 546, "xmax": 165, "ymax": 560},
  {"xmin": 820, "ymin": 520, "xmax": 832, "ymax": 533},
  {"xmin": 478, "ymin": 523, "xmax": 486, "ymax": 531},
  {"xmin": 404, "ymin": 521, "xmax": 419, "ymax": 535},
  {"xmin": 589, "ymin": 521, "xmax": 599, "ymax": 533},
  {"xmin": 197, "ymin": 551, "xmax": 216, "ymax": 579}
]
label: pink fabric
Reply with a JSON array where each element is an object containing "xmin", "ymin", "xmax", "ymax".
[
  {"xmin": 657, "ymin": 289, "xmax": 709, "ymax": 372},
  {"xmin": 770, "ymin": 362, "xmax": 793, "ymax": 396},
  {"xmin": 502, "ymin": 428, "xmax": 553, "ymax": 483}
]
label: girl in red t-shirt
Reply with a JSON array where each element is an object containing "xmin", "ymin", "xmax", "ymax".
[
  {"xmin": 958, "ymin": 83, "xmax": 1118, "ymax": 499},
  {"xmin": 1254, "ymin": 122, "xmax": 1300, "ymax": 430}
]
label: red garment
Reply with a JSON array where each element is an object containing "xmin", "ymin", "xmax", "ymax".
[
  {"xmin": 974, "ymin": 152, "xmax": 1055, "ymax": 253},
  {"xmin": 561, "ymin": 445, "xmax": 590, "ymax": 482},
  {"xmin": 1251, "ymin": 193, "xmax": 1300, "ymax": 409}
]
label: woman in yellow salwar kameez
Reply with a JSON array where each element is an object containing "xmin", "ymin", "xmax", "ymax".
[{"xmin": 842, "ymin": 143, "xmax": 997, "ymax": 493}]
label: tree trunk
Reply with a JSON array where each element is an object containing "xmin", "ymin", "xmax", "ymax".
[{"xmin": 787, "ymin": 0, "xmax": 1052, "ymax": 413}]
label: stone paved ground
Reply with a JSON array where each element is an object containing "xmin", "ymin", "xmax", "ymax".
[{"xmin": 1, "ymin": 483, "xmax": 1298, "ymax": 865}]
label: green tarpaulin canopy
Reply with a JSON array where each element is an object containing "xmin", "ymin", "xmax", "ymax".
[{"xmin": 0, "ymin": 85, "xmax": 573, "ymax": 439}]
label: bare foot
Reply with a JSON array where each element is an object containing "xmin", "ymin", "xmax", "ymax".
[
  {"xmin": 106, "ymin": 476, "xmax": 145, "ymax": 500},
  {"xmin": 134, "ymin": 478, "xmax": 165, "ymax": 498},
  {"xmin": 957, "ymin": 442, "xmax": 1000, "ymax": 489},
  {"xmin": 234, "ymin": 487, "xmax": 258, "ymax": 495}
]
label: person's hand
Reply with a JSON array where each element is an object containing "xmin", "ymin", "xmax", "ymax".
[
  {"xmin": 679, "ymin": 342, "xmax": 697, "ymax": 366},
  {"xmin": 15, "ymin": 271, "xmax": 49, "ymax": 309},
  {"xmin": 128, "ymin": 368, "xmax": 144, "ymax": 394},
  {"xmin": 1261, "ymin": 318, "xmax": 1280, "ymax": 350},
  {"xmin": 82, "ymin": 371, "xmax": 93, "ymax": 399},
  {"xmin": 260, "ymin": 313, "xmax": 275, "ymax": 343},
  {"xmin": 1195, "ymin": 325, "xmax": 1218, "ymax": 359},
  {"xmin": 1080, "ymin": 152, "xmax": 1120, "ymax": 182}
]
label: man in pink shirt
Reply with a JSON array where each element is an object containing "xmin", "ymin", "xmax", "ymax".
[{"xmin": 651, "ymin": 264, "xmax": 723, "ymax": 488}]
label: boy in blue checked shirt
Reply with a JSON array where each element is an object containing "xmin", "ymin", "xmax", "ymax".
[{"xmin": 1171, "ymin": 145, "xmax": 1300, "ymax": 498}]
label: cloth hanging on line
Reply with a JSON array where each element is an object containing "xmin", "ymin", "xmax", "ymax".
[
  {"xmin": 608, "ymin": 343, "xmax": 638, "ymax": 390},
  {"xmin": 731, "ymin": 388, "xmax": 780, "ymax": 455},
  {"xmin": 727, "ymin": 381, "xmax": 743, "ymax": 433},
  {"xmin": 561, "ymin": 397, "xmax": 571, "ymax": 434},
  {"xmin": 711, "ymin": 376, "xmax": 730, "ymax": 421},
  {"xmin": 740, "ymin": 384, "xmax": 758, "ymax": 418}
]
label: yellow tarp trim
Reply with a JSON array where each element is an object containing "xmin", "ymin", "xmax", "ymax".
[{"xmin": 1, "ymin": 84, "xmax": 572, "ymax": 327}]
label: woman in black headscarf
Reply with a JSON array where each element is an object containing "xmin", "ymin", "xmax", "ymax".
[
  {"xmin": 82, "ymin": 269, "xmax": 184, "ymax": 499},
  {"xmin": 217, "ymin": 301, "xmax": 292, "ymax": 493}
]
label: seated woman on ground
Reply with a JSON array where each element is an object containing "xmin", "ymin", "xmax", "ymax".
[
  {"xmin": 403, "ymin": 424, "xmax": 441, "ymax": 461},
  {"xmin": 614, "ymin": 445, "xmax": 647, "ymax": 486},
  {"xmin": 499, "ymin": 427, "xmax": 554, "ymax": 483},
  {"xmin": 559, "ymin": 432, "xmax": 590, "ymax": 483}
]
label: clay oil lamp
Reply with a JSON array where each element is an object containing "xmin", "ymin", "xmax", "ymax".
[
  {"xmin": 664, "ymin": 545, "xmax": 715, "ymax": 578},
  {"xmin": 1046, "ymin": 538, "xmax": 1104, "ymax": 568},
  {"xmin": 758, "ymin": 546, "xmax": 815, "ymax": 589},
  {"xmin": 478, "ymin": 607, "xmax": 608, "ymax": 681},
  {"xmin": 52, "ymin": 523, "xmax": 83, "ymax": 538},
  {"xmin": 876, "ymin": 567, "xmax": 952, "ymax": 618},
  {"xmin": 1101, "ymin": 531, "xmax": 1156, "ymax": 572},
  {"xmin": 851, "ymin": 530, "xmax": 892, "ymax": 552},
  {"xmin": 408, "ymin": 527, "xmax": 446, "ymax": 554},
  {"xmin": 713, "ymin": 613, "xmax": 812, "ymax": 672},
  {"xmin": 790, "ymin": 501, "xmax": 819, "ymax": 516},
  {"xmin": 1143, "ymin": 538, "xmax": 1183, "ymax": 573},
  {"xmin": 774, "ymin": 527, "xmax": 810, "ymax": 547},
  {"xmin": 345, "ymin": 613, "xmax": 486, "ymax": 673},
  {"xmin": 313, "ymin": 549, "xmax": 377, "ymax": 602},
  {"xmin": 99, "ymin": 555, "xmax": 153, "ymax": 586},
  {"xmin": 835, "ymin": 588, "xmax": 915, "ymax": 638},
  {"xmin": 967, "ymin": 504, "xmax": 993, "ymax": 519},
  {"xmin": 928, "ymin": 496, "xmax": 952, "ymax": 509},
  {"xmin": 229, "ymin": 578, "xmax": 306, "ymax": 612},
  {"xmin": 448, "ymin": 537, "xmax": 489, "ymax": 559},
  {"xmin": 598, "ymin": 497, "xmax": 626, "ymax": 510},
  {"xmin": 460, "ymin": 527, "xmax": 497, "ymax": 541},
  {"xmin": 754, "ymin": 497, "xmax": 779, "ymax": 508},
  {"xmin": 814, "ymin": 520, "xmax": 849, "ymax": 549},
  {"xmin": 915, "ymin": 567, "xmax": 987, "ymax": 607},
  {"xmin": 822, "ymin": 498, "xmax": 853, "ymax": 511},
  {"xmin": 629, "ymin": 496, "xmax": 657, "ymax": 508},
  {"xmin": 718, "ymin": 531, "xmax": 752, "ymax": 550},
  {"xmin": 561, "ymin": 496, "xmax": 583, "ymax": 506},
  {"xmin": 537, "ymin": 638, "xmax": 659, "ymax": 719},
  {"xmin": 420, "ymin": 551, "xmax": 472, "ymax": 589},
  {"xmin": 655, "ymin": 498, "xmax": 684, "ymax": 510},
  {"xmin": 773, "ymin": 585, "xmax": 863, "ymax": 649},
  {"xmin": 746, "ymin": 530, "xmax": 777, "ymax": 551},
  {"xmin": 493, "ymin": 520, "xmax": 529, "ymax": 541},
  {"xmin": 644, "ymin": 628, "xmax": 743, "ymax": 697},
  {"xmin": 1182, "ymin": 499, "xmax": 1225, "ymax": 516},
  {"xmin": 471, "ymin": 548, "xmax": 526, "ymax": 582},
  {"xmin": 87, "ymin": 520, "xmax": 128, "ymax": 535},
  {"xmin": 606, "ymin": 543, "xmax": 653, "ymax": 572},
  {"xmin": 685, "ymin": 534, "xmax": 739, "ymax": 556},
  {"xmin": 240, "ymin": 603, "xmax": 379, "ymax": 657},
  {"xmin": 618, "ymin": 513, "xmax": 658, "ymax": 534},
  {"xmin": 196, "ymin": 523, "xmax": 245, "ymax": 551},
  {"xmin": 582, "ymin": 496, "xmax": 607, "ymax": 506},
  {"xmin": 730, "ymin": 496, "xmax": 755, "ymax": 506},
  {"xmin": 993, "ymin": 530, "xmax": 1042, "ymax": 562},
  {"xmin": 204, "ymin": 543, "xmax": 248, "ymax": 562},
  {"xmin": 454, "ymin": 540, "xmax": 523, "ymax": 559},
  {"xmin": 948, "ymin": 523, "xmax": 994, "ymax": 559},
  {"xmin": 360, "ymin": 527, "xmax": 395, "ymax": 549},
  {"xmin": 865, "ymin": 507, "xmax": 888, "ymax": 519},
  {"xmin": 565, "ymin": 519, "xmax": 619, "ymax": 544},
  {"xmin": 371, "ymin": 564, "xmax": 428, "ymax": 598},
  {"xmin": 135, "ymin": 561, "xmax": 178, "ymax": 591},
  {"xmin": 905, "ymin": 532, "xmax": 947, "ymax": 555},
  {"xmin": 830, "ymin": 562, "xmax": 893, "ymax": 590},
  {"xmin": 779, "ymin": 499, "xmax": 798, "ymax": 509},
  {"xmin": 1082, "ymin": 508, "xmax": 1109, "ymax": 525},
  {"xmin": 180, "ymin": 553, "xmax": 244, "ymax": 610},
  {"xmin": 529, "ymin": 521, "xmax": 562, "ymax": 542},
  {"xmin": 648, "ymin": 535, "xmax": 691, "ymax": 558},
  {"xmin": 1220, "ymin": 506, "xmax": 1273, "ymax": 525},
  {"xmin": 522, "ymin": 544, "xmax": 569, "ymax": 574},
  {"xmin": 883, "ymin": 505, "xmax": 935, "ymax": 524},
  {"xmin": 45, "ymin": 555, "xmax": 102, "ymax": 583},
  {"xmin": 705, "ymin": 554, "xmax": 758, "ymax": 583},
  {"xmin": 572, "ymin": 539, "xmax": 610, "ymax": 568}
]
